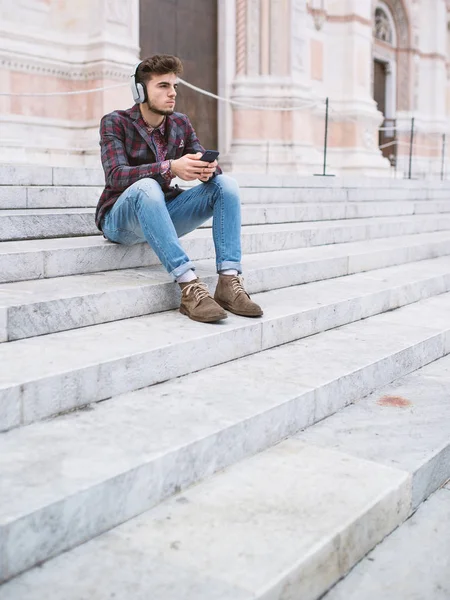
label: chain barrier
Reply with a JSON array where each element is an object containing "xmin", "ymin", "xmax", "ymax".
[
  {"xmin": 0, "ymin": 77, "xmax": 448, "ymax": 179},
  {"xmin": 0, "ymin": 82, "xmax": 129, "ymax": 97}
]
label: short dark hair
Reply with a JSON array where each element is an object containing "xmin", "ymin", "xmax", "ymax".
[{"xmin": 137, "ymin": 55, "xmax": 183, "ymax": 85}]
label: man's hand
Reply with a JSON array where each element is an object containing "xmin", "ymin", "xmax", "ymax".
[
  {"xmin": 171, "ymin": 152, "xmax": 217, "ymax": 182},
  {"xmin": 198, "ymin": 158, "xmax": 218, "ymax": 182}
]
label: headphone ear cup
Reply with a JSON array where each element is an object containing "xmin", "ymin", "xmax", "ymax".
[
  {"xmin": 130, "ymin": 70, "xmax": 147, "ymax": 104},
  {"xmin": 136, "ymin": 82, "xmax": 147, "ymax": 103},
  {"xmin": 130, "ymin": 78, "xmax": 140, "ymax": 103}
]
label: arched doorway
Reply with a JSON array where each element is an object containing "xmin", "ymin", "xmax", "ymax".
[{"xmin": 373, "ymin": 0, "xmax": 411, "ymax": 164}]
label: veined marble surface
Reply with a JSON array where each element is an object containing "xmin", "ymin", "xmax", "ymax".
[
  {"xmin": 1, "ymin": 233, "xmax": 450, "ymax": 341},
  {"xmin": 2, "ymin": 214, "xmax": 450, "ymax": 283},
  {"xmin": 297, "ymin": 349, "xmax": 450, "ymax": 507},
  {"xmin": 0, "ymin": 288, "xmax": 449, "ymax": 580},
  {"xmin": 324, "ymin": 487, "xmax": 450, "ymax": 600},
  {"xmin": 1, "ymin": 258, "xmax": 450, "ymax": 428},
  {"xmin": 3, "ymin": 201, "xmax": 450, "ymax": 240},
  {"xmin": 0, "ymin": 439, "xmax": 412, "ymax": 598}
]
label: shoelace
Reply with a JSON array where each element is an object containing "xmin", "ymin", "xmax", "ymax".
[
  {"xmin": 182, "ymin": 281, "xmax": 211, "ymax": 302},
  {"xmin": 230, "ymin": 276, "xmax": 249, "ymax": 297}
]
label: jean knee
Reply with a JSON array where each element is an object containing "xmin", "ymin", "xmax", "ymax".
[
  {"xmin": 133, "ymin": 178, "xmax": 165, "ymax": 206},
  {"xmin": 214, "ymin": 174, "xmax": 239, "ymax": 193},
  {"xmin": 212, "ymin": 175, "xmax": 241, "ymax": 205}
]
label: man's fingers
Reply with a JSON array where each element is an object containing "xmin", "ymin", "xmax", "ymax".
[{"xmin": 188, "ymin": 160, "xmax": 211, "ymax": 168}]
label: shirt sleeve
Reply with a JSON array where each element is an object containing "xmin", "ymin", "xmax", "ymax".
[
  {"xmin": 159, "ymin": 159, "xmax": 173, "ymax": 184},
  {"xmin": 100, "ymin": 115, "xmax": 166, "ymax": 192}
]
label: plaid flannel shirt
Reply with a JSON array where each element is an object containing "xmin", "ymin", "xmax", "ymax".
[{"xmin": 95, "ymin": 104, "xmax": 221, "ymax": 230}]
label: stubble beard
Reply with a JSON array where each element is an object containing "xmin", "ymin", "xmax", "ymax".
[{"xmin": 146, "ymin": 99, "xmax": 174, "ymax": 116}]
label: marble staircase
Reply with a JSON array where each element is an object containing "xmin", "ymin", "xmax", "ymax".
[{"xmin": 1, "ymin": 166, "xmax": 450, "ymax": 599}]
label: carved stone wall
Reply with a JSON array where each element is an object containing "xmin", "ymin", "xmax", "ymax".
[
  {"xmin": 0, "ymin": 0, "xmax": 139, "ymax": 166},
  {"xmin": 235, "ymin": 0, "xmax": 247, "ymax": 75},
  {"xmin": 381, "ymin": 0, "xmax": 412, "ymax": 111}
]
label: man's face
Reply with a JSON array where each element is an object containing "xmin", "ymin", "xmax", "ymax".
[{"xmin": 145, "ymin": 72, "xmax": 178, "ymax": 116}]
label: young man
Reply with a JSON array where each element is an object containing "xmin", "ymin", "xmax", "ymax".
[{"xmin": 96, "ymin": 54, "xmax": 263, "ymax": 323}]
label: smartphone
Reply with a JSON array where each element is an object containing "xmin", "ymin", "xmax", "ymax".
[{"xmin": 200, "ymin": 150, "xmax": 220, "ymax": 163}]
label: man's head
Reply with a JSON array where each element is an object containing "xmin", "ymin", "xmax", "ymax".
[{"xmin": 135, "ymin": 54, "xmax": 183, "ymax": 116}]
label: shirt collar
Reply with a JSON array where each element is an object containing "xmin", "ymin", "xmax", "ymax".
[{"xmin": 145, "ymin": 117, "xmax": 166, "ymax": 135}]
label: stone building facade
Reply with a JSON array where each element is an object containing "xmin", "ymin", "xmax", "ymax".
[{"xmin": 0, "ymin": 0, "xmax": 449, "ymax": 177}]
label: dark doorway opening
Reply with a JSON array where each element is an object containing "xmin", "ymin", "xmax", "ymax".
[
  {"xmin": 374, "ymin": 59, "xmax": 396, "ymax": 165},
  {"xmin": 139, "ymin": 0, "xmax": 218, "ymax": 150},
  {"xmin": 374, "ymin": 59, "xmax": 387, "ymax": 116}
]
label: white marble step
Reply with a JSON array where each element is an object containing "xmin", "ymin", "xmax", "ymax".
[
  {"xmin": 0, "ymin": 186, "xmax": 102, "ymax": 209},
  {"xmin": 0, "ymin": 208, "xmax": 97, "ymax": 240},
  {"xmin": 2, "ymin": 164, "xmax": 450, "ymax": 191},
  {"xmin": 3, "ymin": 256, "xmax": 450, "ymax": 432},
  {"xmin": 2, "ymin": 183, "xmax": 450, "ymax": 209},
  {"xmin": 324, "ymin": 485, "xmax": 450, "ymax": 600},
  {"xmin": 3, "ymin": 214, "xmax": 450, "ymax": 284},
  {"xmin": 3, "ymin": 200, "xmax": 450, "ymax": 241},
  {"xmin": 297, "ymin": 335, "xmax": 450, "ymax": 509},
  {"xmin": 0, "ymin": 165, "xmax": 104, "ymax": 186},
  {"xmin": 1, "ymin": 293, "xmax": 450, "ymax": 585},
  {"xmin": 2, "ymin": 231, "xmax": 450, "ymax": 341}
]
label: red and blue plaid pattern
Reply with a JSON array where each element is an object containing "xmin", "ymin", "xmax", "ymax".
[
  {"xmin": 147, "ymin": 119, "xmax": 172, "ymax": 184},
  {"xmin": 96, "ymin": 104, "xmax": 220, "ymax": 230}
]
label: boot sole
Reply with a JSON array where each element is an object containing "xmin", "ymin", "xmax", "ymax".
[
  {"xmin": 214, "ymin": 298, "xmax": 263, "ymax": 318},
  {"xmin": 180, "ymin": 306, "xmax": 228, "ymax": 323}
]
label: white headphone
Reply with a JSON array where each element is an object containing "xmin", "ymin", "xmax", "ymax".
[{"xmin": 130, "ymin": 62, "xmax": 148, "ymax": 104}]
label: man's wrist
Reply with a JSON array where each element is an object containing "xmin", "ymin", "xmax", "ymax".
[{"xmin": 160, "ymin": 159, "xmax": 173, "ymax": 182}]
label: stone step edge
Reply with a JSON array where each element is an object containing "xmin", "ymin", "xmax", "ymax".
[
  {"xmin": 2, "ymin": 188, "xmax": 450, "ymax": 213},
  {"xmin": 2, "ymin": 199, "xmax": 450, "ymax": 215},
  {"xmin": 3, "ymin": 213, "xmax": 450, "ymax": 253},
  {"xmin": 5, "ymin": 202, "xmax": 450, "ymax": 243},
  {"xmin": 2, "ymin": 165, "xmax": 450, "ymax": 188},
  {"xmin": 3, "ymin": 233, "xmax": 450, "ymax": 342},
  {"xmin": 322, "ymin": 485, "xmax": 450, "ymax": 600},
  {"xmin": 3, "ymin": 215, "xmax": 450, "ymax": 284},
  {"xmin": 2, "ymin": 257, "xmax": 450, "ymax": 431},
  {"xmin": 1, "ymin": 294, "xmax": 449, "ymax": 583},
  {"xmin": 0, "ymin": 447, "xmax": 413, "ymax": 599}
]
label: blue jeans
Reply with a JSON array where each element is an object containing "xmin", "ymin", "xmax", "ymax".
[{"xmin": 102, "ymin": 174, "xmax": 242, "ymax": 280}]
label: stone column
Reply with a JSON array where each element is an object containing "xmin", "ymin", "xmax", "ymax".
[
  {"xmin": 318, "ymin": 0, "xmax": 389, "ymax": 175},
  {"xmin": 409, "ymin": 0, "xmax": 448, "ymax": 178},
  {"xmin": 224, "ymin": 0, "xmax": 322, "ymax": 174},
  {"xmin": 0, "ymin": 0, "xmax": 139, "ymax": 166}
]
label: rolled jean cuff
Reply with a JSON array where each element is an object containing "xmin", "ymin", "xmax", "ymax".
[
  {"xmin": 170, "ymin": 261, "xmax": 196, "ymax": 281},
  {"xmin": 217, "ymin": 261, "xmax": 242, "ymax": 274}
]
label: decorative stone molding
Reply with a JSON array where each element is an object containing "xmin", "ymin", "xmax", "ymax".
[
  {"xmin": 307, "ymin": 0, "xmax": 326, "ymax": 30},
  {"xmin": 374, "ymin": 0, "xmax": 411, "ymax": 111},
  {"xmin": 383, "ymin": 0, "xmax": 409, "ymax": 47},
  {"xmin": 0, "ymin": 0, "xmax": 139, "ymax": 166},
  {"xmin": 374, "ymin": 7, "xmax": 394, "ymax": 44},
  {"xmin": 0, "ymin": 55, "xmax": 131, "ymax": 81},
  {"xmin": 246, "ymin": 0, "xmax": 260, "ymax": 76},
  {"xmin": 235, "ymin": 0, "xmax": 247, "ymax": 75}
]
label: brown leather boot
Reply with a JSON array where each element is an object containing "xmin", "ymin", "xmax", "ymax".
[
  {"xmin": 179, "ymin": 278, "xmax": 228, "ymax": 323},
  {"xmin": 214, "ymin": 274, "xmax": 263, "ymax": 317}
]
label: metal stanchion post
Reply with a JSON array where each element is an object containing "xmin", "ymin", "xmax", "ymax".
[
  {"xmin": 408, "ymin": 117, "xmax": 415, "ymax": 180},
  {"xmin": 441, "ymin": 133, "xmax": 446, "ymax": 181},
  {"xmin": 315, "ymin": 97, "xmax": 334, "ymax": 177}
]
